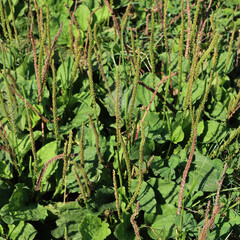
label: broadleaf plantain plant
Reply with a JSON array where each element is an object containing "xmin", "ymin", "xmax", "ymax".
[{"xmin": 0, "ymin": 0, "xmax": 240, "ymax": 239}]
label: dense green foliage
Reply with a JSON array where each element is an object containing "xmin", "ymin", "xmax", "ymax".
[{"xmin": 0, "ymin": 0, "xmax": 240, "ymax": 239}]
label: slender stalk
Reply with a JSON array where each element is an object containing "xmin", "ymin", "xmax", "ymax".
[
  {"xmin": 183, "ymin": 41, "xmax": 198, "ymax": 111},
  {"xmin": 87, "ymin": 21, "xmax": 98, "ymax": 123},
  {"xmin": 70, "ymin": 161, "xmax": 91, "ymax": 197},
  {"xmin": 62, "ymin": 141, "xmax": 68, "ymax": 201},
  {"xmin": 128, "ymin": 48, "xmax": 140, "ymax": 127},
  {"xmin": 87, "ymin": 113, "xmax": 103, "ymax": 164},
  {"xmin": 68, "ymin": 22, "xmax": 74, "ymax": 55},
  {"xmin": 30, "ymin": 22, "xmax": 41, "ymax": 99},
  {"xmin": 51, "ymin": 60, "xmax": 59, "ymax": 144},
  {"xmin": 80, "ymin": 123, "xmax": 84, "ymax": 166},
  {"xmin": 115, "ymin": 67, "xmax": 123, "ymax": 188},
  {"xmin": 119, "ymin": 131, "xmax": 131, "ymax": 192},
  {"xmin": 195, "ymin": 36, "xmax": 218, "ymax": 128},
  {"xmin": 4, "ymin": 8, "xmax": 13, "ymax": 41},
  {"xmin": 7, "ymin": 0, "xmax": 20, "ymax": 49},
  {"xmin": 94, "ymin": 23, "xmax": 102, "ymax": 62},
  {"xmin": 177, "ymin": 0, "xmax": 184, "ymax": 102},
  {"xmin": 35, "ymin": 153, "xmax": 79, "ymax": 191},
  {"xmin": 177, "ymin": 127, "xmax": 197, "ymax": 215},
  {"xmin": 104, "ymin": 0, "xmax": 120, "ymax": 37},
  {"xmin": 224, "ymin": 21, "xmax": 237, "ymax": 74},
  {"xmin": 46, "ymin": 5, "xmax": 51, "ymax": 51},
  {"xmin": 190, "ymin": 0, "xmax": 201, "ymax": 53},
  {"xmin": 38, "ymin": 23, "xmax": 63, "ymax": 103},
  {"xmin": 7, "ymin": 83, "xmax": 49, "ymax": 123},
  {"xmin": 125, "ymin": 123, "xmax": 145, "ymax": 212},
  {"xmin": 130, "ymin": 28, "xmax": 136, "ymax": 65},
  {"xmin": 194, "ymin": 32, "xmax": 219, "ymax": 80},
  {"xmin": 130, "ymin": 201, "xmax": 140, "ymax": 240},
  {"xmin": 0, "ymin": 0, "xmax": 8, "ymax": 39},
  {"xmin": 227, "ymin": 97, "xmax": 234, "ymax": 118},
  {"xmin": 115, "ymin": 66, "xmax": 121, "ymax": 148},
  {"xmin": 150, "ymin": 9, "xmax": 155, "ymax": 91},
  {"xmin": 38, "ymin": 25, "xmax": 47, "ymax": 92},
  {"xmin": 185, "ymin": 0, "xmax": 191, "ymax": 58},
  {"xmin": 21, "ymin": 85, "xmax": 38, "ymax": 180},
  {"xmin": 113, "ymin": 170, "xmax": 121, "ymax": 220},
  {"xmin": 73, "ymin": 167, "xmax": 87, "ymax": 203},
  {"xmin": 33, "ymin": 0, "xmax": 41, "ymax": 40},
  {"xmin": 163, "ymin": 0, "xmax": 172, "ymax": 93},
  {"xmin": 69, "ymin": 46, "xmax": 82, "ymax": 92},
  {"xmin": 210, "ymin": 125, "xmax": 240, "ymax": 159}
]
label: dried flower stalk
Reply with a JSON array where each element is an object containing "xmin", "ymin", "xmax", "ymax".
[
  {"xmin": 113, "ymin": 170, "xmax": 121, "ymax": 219},
  {"xmin": 38, "ymin": 23, "xmax": 63, "ymax": 103},
  {"xmin": 7, "ymin": 83, "xmax": 49, "ymax": 123},
  {"xmin": 35, "ymin": 153, "xmax": 78, "ymax": 191},
  {"xmin": 210, "ymin": 163, "xmax": 227, "ymax": 229},
  {"xmin": 177, "ymin": 127, "xmax": 197, "ymax": 215},
  {"xmin": 130, "ymin": 201, "xmax": 140, "ymax": 240}
]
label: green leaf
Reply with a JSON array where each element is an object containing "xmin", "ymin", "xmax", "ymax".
[
  {"xmin": 187, "ymin": 152, "xmax": 224, "ymax": 192},
  {"xmin": 210, "ymin": 102, "xmax": 227, "ymax": 120},
  {"xmin": 57, "ymin": 56, "xmax": 77, "ymax": 91},
  {"xmin": 0, "ymin": 161, "xmax": 12, "ymax": 179},
  {"xmin": 17, "ymin": 131, "xmax": 42, "ymax": 158},
  {"xmin": 207, "ymin": 221, "xmax": 232, "ymax": 240},
  {"xmin": 0, "ymin": 181, "xmax": 12, "ymax": 208},
  {"xmin": 93, "ymin": 5, "xmax": 109, "ymax": 24},
  {"xmin": 8, "ymin": 221, "xmax": 37, "ymax": 240},
  {"xmin": 88, "ymin": 186, "xmax": 116, "ymax": 213},
  {"xmin": 130, "ymin": 180, "xmax": 157, "ymax": 213},
  {"xmin": 0, "ymin": 184, "xmax": 47, "ymax": 225},
  {"xmin": 172, "ymin": 125, "xmax": 184, "ymax": 144},
  {"xmin": 197, "ymin": 121, "xmax": 204, "ymax": 136},
  {"xmin": 199, "ymin": 120, "xmax": 225, "ymax": 143},
  {"xmin": 29, "ymin": 105, "xmax": 43, "ymax": 128},
  {"xmin": 51, "ymin": 202, "xmax": 91, "ymax": 240},
  {"xmin": 146, "ymin": 204, "xmax": 177, "ymax": 239},
  {"xmin": 149, "ymin": 156, "xmax": 164, "ymax": 176},
  {"xmin": 130, "ymin": 137, "xmax": 155, "ymax": 162},
  {"xmin": 79, "ymin": 214, "xmax": 111, "ymax": 240},
  {"xmin": 75, "ymin": 5, "xmax": 90, "ymax": 31},
  {"xmin": 216, "ymin": 51, "xmax": 234, "ymax": 73},
  {"xmin": 158, "ymin": 167, "xmax": 176, "ymax": 181},
  {"xmin": 37, "ymin": 141, "xmax": 58, "ymax": 186},
  {"xmin": 192, "ymin": 80, "xmax": 205, "ymax": 103},
  {"xmin": 136, "ymin": 73, "xmax": 156, "ymax": 111},
  {"xmin": 68, "ymin": 145, "xmax": 106, "ymax": 193},
  {"xmin": 71, "ymin": 102, "xmax": 100, "ymax": 128},
  {"xmin": 168, "ymin": 154, "xmax": 180, "ymax": 169},
  {"xmin": 147, "ymin": 178, "xmax": 180, "ymax": 205},
  {"xmin": 114, "ymin": 212, "xmax": 135, "ymax": 240}
]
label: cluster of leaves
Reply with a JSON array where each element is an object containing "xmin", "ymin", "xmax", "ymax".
[{"xmin": 0, "ymin": 0, "xmax": 240, "ymax": 239}]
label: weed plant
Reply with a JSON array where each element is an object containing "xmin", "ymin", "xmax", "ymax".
[{"xmin": 0, "ymin": 0, "xmax": 240, "ymax": 239}]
